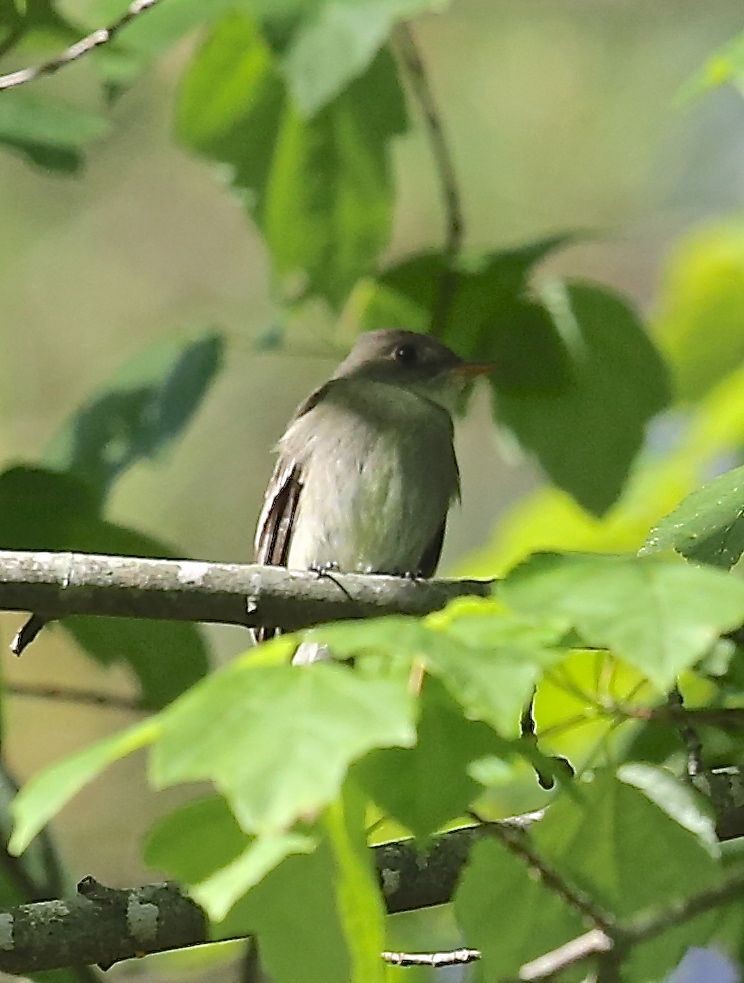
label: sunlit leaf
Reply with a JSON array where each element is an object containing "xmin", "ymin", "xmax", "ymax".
[
  {"xmin": 151, "ymin": 659, "xmax": 415, "ymax": 834},
  {"xmin": 643, "ymin": 464, "xmax": 744, "ymax": 570},
  {"xmin": 503, "ymin": 552, "xmax": 744, "ymax": 689},
  {"xmin": 357, "ymin": 677, "xmax": 506, "ymax": 839},
  {"xmin": 654, "ymin": 222, "xmax": 744, "ymax": 401}
]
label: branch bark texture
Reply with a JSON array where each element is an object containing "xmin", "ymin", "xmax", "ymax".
[{"xmin": 0, "ymin": 549, "xmax": 492, "ymax": 638}]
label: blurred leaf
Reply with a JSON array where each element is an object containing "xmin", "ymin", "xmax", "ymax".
[
  {"xmin": 455, "ymin": 837, "xmax": 583, "ymax": 980},
  {"xmin": 265, "ymin": 45, "xmax": 406, "ymax": 305},
  {"xmin": 44, "ymin": 331, "xmax": 223, "ymax": 506},
  {"xmin": 177, "ymin": 13, "xmax": 406, "ymax": 305},
  {"xmin": 151, "ymin": 659, "xmax": 416, "ymax": 834},
  {"xmin": 66, "ymin": 614, "xmax": 208, "ymax": 710},
  {"xmin": 494, "ymin": 282, "xmax": 670, "ymax": 515},
  {"xmin": 503, "ymin": 552, "xmax": 744, "ymax": 690},
  {"xmin": 0, "ymin": 91, "xmax": 110, "ymax": 172},
  {"xmin": 144, "ymin": 795, "xmax": 247, "ymax": 883},
  {"xmin": 643, "ymin": 464, "xmax": 744, "ymax": 569},
  {"xmin": 86, "ymin": 0, "xmax": 255, "ymax": 92},
  {"xmin": 0, "ymin": 467, "xmax": 209, "ymax": 706},
  {"xmin": 278, "ymin": 0, "xmax": 448, "ymax": 116},
  {"xmin": 654, "ymin": 223, "xmax": 744, "ymax": 401},
  {"xmin": 359, "ymin": 236, "xmax": 571, "ymax": 347},
  {"xmin": 683, "ymin": 31, "xmax": 744, "ymax": 101},
  {"xmin": 357, "ymin": 676, "xmax": 506, "ymax": 839},
  {"xmin": 10, "ymin": 718, "xmax": 159, "ymax": 856},
  {"xmin": 322, "ymin": 784, "xmax": 386, "ymax": 983}
]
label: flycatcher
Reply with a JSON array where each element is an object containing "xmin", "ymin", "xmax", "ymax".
[{"xmin": 254, "ymin": 328, "xmax": 492, "ymax": 656}]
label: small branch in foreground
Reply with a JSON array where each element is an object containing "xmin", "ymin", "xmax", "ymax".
[
  {"xmin": 396, "ymin": 23, "xmax": 464, "ymax": 336},
  {"xmin": 0, "ymin": 549, "xmax": 492, "ymax": 653},
  {"xmin": 489, "ymin": 823, "xmax": 614, "ymax": 933},
  {"xmin": 383, "ymin": 948, "xmax": 480, "ymax": 967},
  {"xmin": 10, "ymin": 613, "xmax": 46, "ymax": 656},
  {"xmin": 0, "ymin": 0, "xmax": 162, "ymax": 91}
]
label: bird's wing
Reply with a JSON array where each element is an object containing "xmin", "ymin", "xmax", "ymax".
[
  {"xmin": 253, "ymin": 384, "xmax": 330, "ymax": 642},
  {"xmin": 254, "ymin": 456, "xmax": 303, "ymax": 569},
  {"xmin": 417, "ymin": 519, "xmax": 447, "ymax": 578},
  {"xmin": 252, "ymin": 456, "xmax": 302, "ymax": 643}
]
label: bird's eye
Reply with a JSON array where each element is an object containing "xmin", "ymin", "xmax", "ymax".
[{"xmin": 393, "ymin": 343, "xmax": 417, "ymax": 366}]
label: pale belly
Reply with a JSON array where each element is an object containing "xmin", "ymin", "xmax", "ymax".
[{"xmin": 285, "ymin": 402, "xmax": 457, "ymax": 575}]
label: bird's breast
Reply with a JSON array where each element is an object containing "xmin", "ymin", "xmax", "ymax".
[{"xmin": 283, "ymin": 383, "xmax": 458, "ymax": 575}]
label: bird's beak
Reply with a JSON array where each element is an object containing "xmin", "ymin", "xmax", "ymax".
[{"xmin": 450, "ymin": 361, "xmax": 497, "ymax": 379}]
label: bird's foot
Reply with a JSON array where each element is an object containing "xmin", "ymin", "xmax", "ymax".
[{"xmin": 310, "ymin": 561, "xmax": 341, "ymax": 576}]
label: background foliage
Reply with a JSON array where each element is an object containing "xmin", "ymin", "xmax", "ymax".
[{"xmin": 2, "ymin": 1, "xmax": 744, "ymax": 981}]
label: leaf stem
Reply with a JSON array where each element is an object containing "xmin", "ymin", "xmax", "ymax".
[{"xmin": 396, "ymin": 22, "xmax": 464, "ymax": 336}]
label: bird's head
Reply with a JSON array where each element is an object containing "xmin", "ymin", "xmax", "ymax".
[{"xmin": 333, "ymin": 329, "xmax": 494, "ymax": 413}]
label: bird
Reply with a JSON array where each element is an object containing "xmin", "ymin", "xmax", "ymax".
[{"xmin": 253, "ymin": 328, "xmax": 493, "ymax": 659}]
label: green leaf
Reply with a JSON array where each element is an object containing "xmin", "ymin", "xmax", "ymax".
[
  {"xmin": 360, "ymin": 237, "xmax": 571, "ymax": 346},
  {"xmin": 494, "ymin": 282, "xmax": 670, "ymax": 515},
  {"xmin": 308, "ymin": 611, "xmax": 561, "ymax": 734},
  {"xmin": 0, "ymin": 467, "xmax": 209, "ymax": 707},
  {"xmin": 151, "ymin": 659, "xmax": 415, "ymax": 835},
  {"xmin": 265, "ymin": 45, "xmax": 406, "ymax": 305},
  {"xmin": 177, "ymin": 14, "xmax": 406, "ymax": 305},
  {"xmin": 361, "ymin": 257, "xmax": 665, "ymax": 513},
  {"xmin": 44, "ymin": 332, "xmax": 224, "ymax": 506},
  {"xmin": 144, "ymin": 795, "xmax": 248, "ymax": 884},
  {"xmin": 643, "ymin": 464, "xmax": 744, "ymax": 570},
  {"xmin": 502, "ymin": 552, "xmax": 744, "ymax": 690},
  {"xmin": 322, "ymin": 784, "xmax": 386, "ymax": 983},
  {"xmin": 0, "ymin": 92, "xmax": 110, "ymax": 172},
  {"xmin": 532, "ymin": 770, "xmax": 722, "ymax": 980},
  {"xmin": 193, "ymin": 833, "xmax": 316, "ymax": 922},
  {"xmin": 222, "ymin": 839, "xmax": 351, "ymax": 983},
  {"xmin": 455, "ymin": 838, "xmax": 584, "ymax": 980},
  {"xmin": 10, "ymin": 719, "xmax": 159, "ymax": 856},
  {"xmin": 357, "ymin": 676, "xmax": 506, "ymax": 839},
  {"xmin": 654, "ymin": 222, "xmax": 744, "ymax": 401},
  {"xmin": 65, "ymin": 613, "xmax": 208, "ymax": 710},
  {"xmin": 279, "ymin": 0, "xmax": 448, "ymax": 117}
]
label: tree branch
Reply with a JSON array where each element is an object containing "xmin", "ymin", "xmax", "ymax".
[
  {"xmin": 0, "ymin": 549, "xmax": 492, "ymax": 653},
  {"xmin": 0, "ymin": 821, "xmax": 525, "ymax": 974},
  {"xmin": 0, "ymin": 0, "xmax": 162, "ymax": 92},
  {"xmin": 396, "ymin": 23, "xmax": 464, "ymax": 336}
]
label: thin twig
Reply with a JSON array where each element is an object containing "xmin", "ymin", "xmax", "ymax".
[
  {"xmin": 518, "ymin": 929, "xmax": 613, "ymax": 982},
  {"xmin": 5, "ymin": 681, "xmax": 143, "ymax": 713},
  {"xmin": 490, "ymin": 824, "xmax": 615, "ymax": 932},
  {"xmin": 624, "ymin": 868, "xmax": 744, "ymax": 943},
  {"xmin": 10, "ymin": 613, "xmax": 47, "ymax": 656},
  {"xmin": 0, "ymin": 0, "xmax": 162, "ymax": 92},
  {"xmin": 396, "ymin": 23, "xmax": 464, "ymax": 336},
  {"xmin": 382, "ymin": 948, "xmax": 480, "ymax": 967}
]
